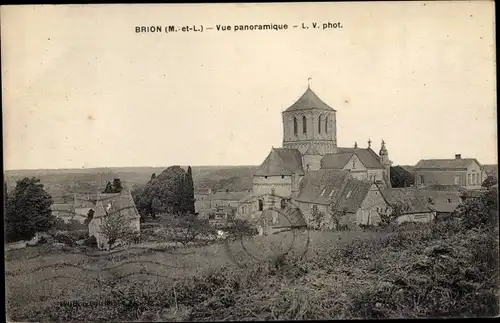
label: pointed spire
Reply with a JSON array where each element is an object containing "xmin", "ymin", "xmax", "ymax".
[
  {"xmin": 368, "ymin": 138, "xmax": 372, "ymax": 148},
  {"xmin": 308, "ymin": 77, "xmax": 312, "ymax": 89}
]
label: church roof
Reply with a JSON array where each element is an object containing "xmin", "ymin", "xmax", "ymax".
[
  {"xmin": 284, "ymin": 88, "xmax": 336, "ymax": 112},
  {"xmin": 415, "ymin": 158, "xmax": 481, "ymax": 170},
  {"xmin": 321, "ymin": 148, "xmax": 384, "ymax": 169},
  {"xmin": 304, "ymin": 145, "xmax": 321, "ymax": 156},
  {"xmin": 254, "ymin": 148, "xmax": 305, "ymax": 176},
  {"xmin": 295, "ymin": 169, "xmax": 352, "ymax": 205}
]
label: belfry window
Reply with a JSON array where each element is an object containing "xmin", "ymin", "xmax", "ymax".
[
  {"xmin": 293, "ymin": 117, "xmax": 298, "ymax": 136},
  {"xmin": 318, "ymin": 115, "xmax": 322, "ymax": 133},
  {"xmin": 302, "ymin": 116, "xmax": 307, "ymax": 134},
  {"xmin": 325, "ymin": 116, "xmax": 329, "ymax": 133}
]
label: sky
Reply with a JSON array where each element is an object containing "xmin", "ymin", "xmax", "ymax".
[{"xmin": 1, "ymin": 2, "xmax": 497, "ymax": 170}]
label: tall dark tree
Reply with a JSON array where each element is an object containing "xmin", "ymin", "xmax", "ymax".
[
  {"xmin": 112, "ymin": 178, "xmax": 123, "ymax": 193},
  {"xmin": 5, "ymin": 177, "xmax": 54, "ymax": 242},
  {"xmin": 183, "ymin": 166, "xmax": 195, "ymax": 214},
  {"xmin": 134, "ymin": 166, "xmax": 189, "ymax": 218},
  {"xmin": 103, "ymin": 181, "xmax": 114, "ymax": 193},
  {"xmin": 151, "ymin": 173, "xmax": 156, "ymax": 181}
]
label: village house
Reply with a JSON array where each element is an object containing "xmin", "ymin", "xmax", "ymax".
[
  {"xmin": 415, "ymin": 154, "xmax": 487, "ymax": 190},
  {"xmin": 85, "ymin": 191, "xmax": 141, "ymax": 249},
  {"xmin": 381, "ymin": 188, "xmax": 436, "ymax": 224},
  {"xmin": 254, "ymin": 207, "xmax": 307, "ymax": 236}
]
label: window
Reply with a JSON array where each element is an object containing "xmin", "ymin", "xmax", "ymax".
[
  {"xmin": 318, "ymin": 115, "xmax": 322, "ymax": 133},
  {"xmin": 352, "ymin": 159, "xmax": 356, "ymax": 169},
  {"xmin": 419, "ymin": 175, "xmax": 424, "ymax": 185},
  {"xmin": 302, "ymin": 116, "xmax": 307, "ymax": 134},
  {"xmin": 280, "ymin": 199, "xmax": 286, "ymax": 210},
  {"xmin": 258, "ymin": 199, "xmax": 263, "ymax": 211},
  {"xmin": 454, "ymin": 176, "xmax": 460, "ymax": 185},
  {"xmin": 321, "ymin": 188, "xmax": 327, "ymax": 196},
  {"xmin": 312, "ymin": 205, "xmax": 318, "ymax": 213},
  {"xmin": 346, "ymin": 191, "xmax": 352, "ymax": 198},
  {"xmin": 472, "ymin": 173, "xmax": 477, "ymax": 185},
  {"xmin": 325, "ymin": 116, "xmax": 329, "ymax": 133},
  {"xmin": 468, "ymin": 174, "xmax": 472, "ymax": 185},
  {"xmin": 447, "ymin": 199, "xmax": 451, "ymax": 203},
  {"xmin": 329, "ymin": 189, "xmax": 335, "ymax": 197},
  {"xmin": 293, "ymin": 117, "xmax": 298, "ymax": 136}
]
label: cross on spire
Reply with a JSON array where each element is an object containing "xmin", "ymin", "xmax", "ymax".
[
  {"xmin": 308, "ymin": 77, "xmax": 312, "ymax": 89},
  {"xmin": 368, "ymin": 138, "xmax": 372, "ymax": 148}
]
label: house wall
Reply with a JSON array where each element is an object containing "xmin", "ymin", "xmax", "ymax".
[
  {"xmin": 195, "ymin": 194, "xmax": 211, "ymax": 212},
  {"xmin": 396, "ymin": 212, "xmax": 436, "ymax": 224},
  {"xmin": 296, "ymin": 201, "xmax": 328, "ymax": 227},
  {"xmin": 415, "ymin": 169, "xmax": 467, "ymax": 187},
  {"xmin": 253, "ymin": 175, "xmax": 293, "ymax": 198},
  {"xmin": 208, "ymin": 199, "xmax": 240, "ymax": 208},
  {"xmin": 355, "ymin": 185, "xmax": 388, "ymax": 225},
  {"xmin": 466, "ymin": 162, "xmax": 484, "ymax": 189}
]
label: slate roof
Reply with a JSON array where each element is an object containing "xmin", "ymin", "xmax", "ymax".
[
  {"xmin": 321, "ymin": 148, "xmax": 384, "ymax": 169},
  {"xmin": 415, "ymin": 158, "xmax": 481, "ymax": 170},
  {"xmin": 335, "ymin": 180, "xmax": 373, "ymax": 213},
  {"xmin": 258, "ymin": 208, "xmax": 307, "ymax": 228},
  {"xmin": 295, "ymin": 169, "xmax": 352, "ymax": 205},
  {"xmin": 381, "ymin": 188, "xmax": 433, "ymax": 214},
  {"xmin": 304, "ymin": 145, "xmax": 321, "ymax": 156},
  {"xmin": 320, "ymin": 153, "xmax": 353, "ymax": 169},
  {"xmin": 92, "ymin": 191, "xmax": 141, "ymax": 220},
  {"xmin": 284, "ymin": 88, "xmax": 336, "ymax": 112},
  {"xmin": 255, "ymin": 148, "xmax": 304, "ymax": 176}
]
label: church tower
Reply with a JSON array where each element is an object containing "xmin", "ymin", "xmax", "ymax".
[
  {"xmin": 379, "ymin": 140, "xmax": 392, "ymax": 188},
  {"xmin": 282, "ymin": 81, "xmax": 337, "ymax": 156}
]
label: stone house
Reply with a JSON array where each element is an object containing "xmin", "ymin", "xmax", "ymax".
[
  {"xmin": 295, "ymin": 169, "xmax": 388, "ymax": 228},
  {"xmin": 86, "ymin": 191, "xmax": 141, "ymax": 249},
  {"xmin": 381, "ymin": 188, "xmax": 436, "ymax": 224},
  {"xmin": 415, "ymin": 154, "xmax": 487, "ymax": 190},
  {"xmin": 254, "ymin": 207, "xmax": 307, "ymax": 236}
]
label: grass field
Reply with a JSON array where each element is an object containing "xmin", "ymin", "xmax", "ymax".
[{"xmin": 5, "ymin": 230, "xmax": 383, "ymax": 321}]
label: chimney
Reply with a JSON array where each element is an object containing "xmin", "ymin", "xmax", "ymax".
[{"xmin": 455, "ymin": 154, "xmax": 461, "ymax": 159}]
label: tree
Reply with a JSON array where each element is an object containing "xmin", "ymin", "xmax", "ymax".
[
  {"xmin": 103, "ymin": 181, "xmax": 114, "ymax": 193},
  {"xmin": 102, "ymin": 178, "xmax": 123, "ymax": 193},
  {"xmin": 5, "ymin": 177, "xmax": 54, "ymax": 242},
  {"xmin": 151, "ymin": 173, "xmax": 156, "ymax": 181},
  {"xmin": 482, "ymin": 175, "xmax": 497, "ymax": 189},
  {"xmin": 182, "ymin": 166, "xmax": 195, "ymax": 214},
  {"xmin": 311, "ymin": 208, "xmax": 326, "ymax": 230},
  {"xmin": 112, "ymin": 178, "xmax": 123, "ymax": 193},
  {"xmin": 456, "ymin": 189, "xmax": 498, "ymax": 230},
  {"xmin": 99, "ymin": 211, "xmax": 135, "ymax": 249},
  {"xmin": 134, "ymin": 166, "xmax": 190, "ymax": 218}
]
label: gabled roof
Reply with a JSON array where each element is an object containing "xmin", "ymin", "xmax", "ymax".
[
  {"xmin": 258, "ymin": 207, "xmax": 307, "ymax": 228},
  {"xmin": 304, "ymin": 145, "xmax": 321, "ymax": 156},
  {"xmin": 381, "ymin": 188, "xmax": 433, "ymax": 214},
  {"xmin": 295, "ymin": 169, "xmax": 352, "ymax": 205},
  {"xmin": 283, "ymin": 88, "xmax": 336, "ymax": 112},
  {"xmin": 335, "ymin": 180, "xmax": 373, "ymax": 213},
  {"xmin": 320, "ymin": 153, "xmax": 354, "ymax": 169},
  {"xmin": 321, "ymin": 148, "xmax": 384, "ymax": 169},
  {"xmin": 255, "ymin": 148, "xmax": 304, "ymax": 176},
  {"xmin": 415, "ymin": 158, "xmax": 481, "ymax": 170},
  {"xmin": 92, "ymin": 191, "xmax": 140, "ymax": 220}
]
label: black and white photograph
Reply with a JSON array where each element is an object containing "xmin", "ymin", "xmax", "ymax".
[{"xmin": 2, "ymin": 2, "xmax": 498, "ymax": 321}]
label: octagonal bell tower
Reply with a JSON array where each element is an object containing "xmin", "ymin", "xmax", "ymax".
[{"xmin": 282, "ymin": 83, "xmax": 337, "ymax": 156}]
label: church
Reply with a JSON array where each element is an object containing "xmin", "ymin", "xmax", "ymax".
[{"xmin": 238, "ymin": 84, "xmax": 393, "ymax": 230}]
